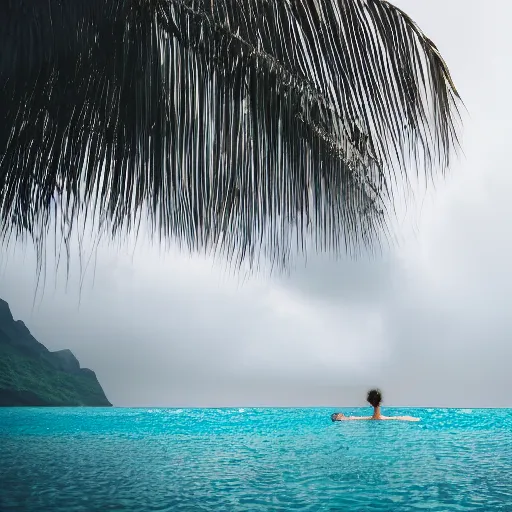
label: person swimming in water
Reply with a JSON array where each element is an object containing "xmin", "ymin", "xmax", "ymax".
[{"xmin": 331, "ymin": 389, "xmax": 419, "ymax": 422}]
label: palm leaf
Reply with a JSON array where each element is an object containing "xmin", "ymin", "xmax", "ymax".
[{"xmin": 0, "ymin": 0, "xmax": 462, "ymax": 270}]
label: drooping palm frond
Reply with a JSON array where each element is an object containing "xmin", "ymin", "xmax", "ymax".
[{"xmin": 0, "ymin": 0, "xmax": 461, "ymax": 269}]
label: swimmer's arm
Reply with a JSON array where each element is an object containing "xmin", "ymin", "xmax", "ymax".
[
  {"xmin": 332, "ymin": 413, "xmax": 374, "ymax": 421},
  {"xmin": 332, "ymin": 414, "xmax": 360, "ymax": 421},
  {"xmin": 385, "ymin": 416, "xmax": 420, "ymax": 422},
  {"xmin": 343, "ymin": 416, "xmax": 420, "ymax": 421}
]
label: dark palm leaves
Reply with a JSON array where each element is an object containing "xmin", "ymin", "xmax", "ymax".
[{"xmin": 0, "ymin": 0, "xmax": 461, "ymax": 269}]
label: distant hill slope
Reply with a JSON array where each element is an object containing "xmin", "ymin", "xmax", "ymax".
[{"xmin": 0, "ymin": 299, "xmax": 111, "ymax": 406}]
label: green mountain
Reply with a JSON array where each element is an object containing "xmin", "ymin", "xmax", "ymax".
[{"xmin": 0, "ymin": 299, "xmax": 111, "ymax": 406}]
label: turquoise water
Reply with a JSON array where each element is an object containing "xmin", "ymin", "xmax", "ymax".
[{"xmin": 0, "ymin": 408, "xmax": 511, "ymax": 511}]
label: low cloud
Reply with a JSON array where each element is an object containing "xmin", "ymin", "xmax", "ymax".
[{"xmin": 1, "ymin": 0, "xmax": 511, "ymax": 408}]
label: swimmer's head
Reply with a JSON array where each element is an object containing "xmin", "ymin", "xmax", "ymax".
[
  {"xmin": 331, "ymin": 412, "xmax": 345, "ymax": 422},
  {"xmin": 367, "ymin": 389, "xmax": 382, "ymax": 408}
]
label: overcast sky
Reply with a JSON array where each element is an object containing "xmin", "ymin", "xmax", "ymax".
[{"xmin": 1, "ymin": 0, "xmax": 511, "ymax": 408}]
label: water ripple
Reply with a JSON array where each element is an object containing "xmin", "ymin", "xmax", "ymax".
[{"xmin": 0, "ymin": 408, "xmax": 511, "ymax": 511}]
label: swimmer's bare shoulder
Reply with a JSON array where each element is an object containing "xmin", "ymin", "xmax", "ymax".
[{"xmin": 332, "ymin": 413, "xmax": 420, "ymax": 422}]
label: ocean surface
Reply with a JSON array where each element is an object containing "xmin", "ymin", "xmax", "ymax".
[{"xmin": 0, "ymin": 408, "xmax": 511, "ymax": 511}]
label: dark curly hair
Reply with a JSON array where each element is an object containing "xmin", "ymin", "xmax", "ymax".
[{"xmin": 367, "ymin": 389, "xmax": 382, "ymax": 408}]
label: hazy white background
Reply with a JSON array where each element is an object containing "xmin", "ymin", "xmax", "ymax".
[{"xmin": 1, "ymin": 0, "xmax": 511, "ymax": 407}]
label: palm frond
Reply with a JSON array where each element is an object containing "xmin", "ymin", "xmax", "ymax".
[{"xmin": 0, "ymin": 0, "xmax": 462, "ymax": 269}]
